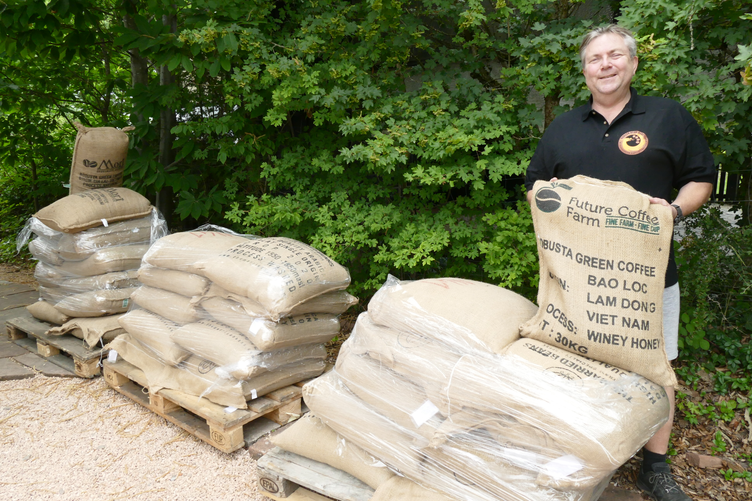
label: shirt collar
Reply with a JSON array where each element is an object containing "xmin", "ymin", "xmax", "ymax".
[{"xmin": 581, "ymin": 87, "xmax": 645, "ymax": 121}]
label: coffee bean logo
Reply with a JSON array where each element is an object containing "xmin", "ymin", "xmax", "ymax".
[{"xmin": 535, "ymin": 188, "xmax": 562, "ymax": 213}]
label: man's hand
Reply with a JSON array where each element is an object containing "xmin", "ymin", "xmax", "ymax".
[{"xmin": 649, "ymin": 181, "xmax": 713, "ymax": 220}]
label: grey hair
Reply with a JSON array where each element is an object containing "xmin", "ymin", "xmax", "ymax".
[{"xmin": 579, "ymin": 25, "xmax": 637, "ymax": 68}]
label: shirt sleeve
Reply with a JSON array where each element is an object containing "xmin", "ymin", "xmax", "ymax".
[{"xmin": 674, "ymin": 107, "xmax": 716, "ymax": 189}]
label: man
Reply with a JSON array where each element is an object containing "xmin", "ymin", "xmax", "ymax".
[{"xmin": 525, "ymin": 25, "xmax": 716, "ymax": 501}]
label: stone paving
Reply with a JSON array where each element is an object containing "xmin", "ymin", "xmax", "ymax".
[{"xmin": 0, "ymin": 280, "xmax": 76, "ymax": 380}]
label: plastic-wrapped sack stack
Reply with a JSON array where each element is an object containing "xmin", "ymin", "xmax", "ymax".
[
  {"xmin": 108, "ymin": 227, "xmax": 357, "ymax": 410},
  {"xmin": 303, "ymin": 276, "xmax": 670, "ymax": 501},
  {"xmin": 17, "ymin": 187, "xmax": 168, "ymax": 348}
]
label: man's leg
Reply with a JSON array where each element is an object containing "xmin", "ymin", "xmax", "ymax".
[{"xmin": 637, "ymin": 283, "xmax": 690, "ymax": 501}]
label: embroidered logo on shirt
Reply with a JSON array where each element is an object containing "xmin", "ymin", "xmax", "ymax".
[{"xmin": 618, "ymin": 131, "xmax": 649, "ymax": 155}]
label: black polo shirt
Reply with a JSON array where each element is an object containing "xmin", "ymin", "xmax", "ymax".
[{"xmin": 525, "ymin": 87, "xmax": 716, "ymax": 287}]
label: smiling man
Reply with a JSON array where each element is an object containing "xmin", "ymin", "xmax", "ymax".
[{"xmin": 525, "ymin": 25, "xmax": 716, "ymax": 501}]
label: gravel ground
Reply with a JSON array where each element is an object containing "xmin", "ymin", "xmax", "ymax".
[{"xmin": 0, "ymin": 374, "xmax": 265, "ymax": 501}]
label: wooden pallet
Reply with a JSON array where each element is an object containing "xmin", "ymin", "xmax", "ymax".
[
  {"xmin": 103, "ymin": 358, "xmax": 304, "ymax": 453},
  {"xmin": 6, "ymin": 313, "xmax": 104, "ymax": 378},
  {"xmin": 257, "ymin": 447, "xmax": 374, "ymax": 501}
]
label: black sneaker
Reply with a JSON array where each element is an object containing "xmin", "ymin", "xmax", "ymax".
[{"xmin": 637, "ymin": 462, "xmax": 691, "ymax": 501}]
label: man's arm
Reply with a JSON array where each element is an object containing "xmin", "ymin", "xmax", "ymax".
[{"xmin": 648, "ymin": 181, "xmax": 714, "ymax": 220}]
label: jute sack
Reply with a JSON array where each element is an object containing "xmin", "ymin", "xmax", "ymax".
[
  {"xmin": 521, "ymin": 175, "xmax": 676, "ymax": 387},
  {"xmin": 370, "ymin": 476, "xmax": 458, "ymax": 501},
  {"xmin": 35, "ymin": 187, "xmax": 152, "ymax": 233},
  {"xmin": 118, "ymin": 308, "xmax": 191, "ymax": 366},
  {"xmin": 47, "ymin": 314, "xmax": 125, "ymax": 348},
  {"xmin": 28, "ymin": 238, "xmax": 65, "ymax": 265},
  {"xmin": 34, "ymin": 262, "xmax": 70, "ymax": 287},
  {"xmin": 26, "ymin": 300, "xmax": 71, "ymax": 325},
  {"xmin": 42, "ymin": 270, "xmax": 139, "ymax": 294},
  {"xmin": 335, "ymin": 350, "xmax": 444, "ymax": 441},
  {"xmin": 172, "ymin": 357, "xmax": 326, "ymax": 409},
  {"xmin": 49, "ymin": 244, "xmax": 149, "ymax": 277},
  {"xmin": 56, "ymin": 213, "xmax": 159, "ymax": 256},
  {"xmin": 130, "ymin": 285, "xmax": 201, "ymax": 325},
  {"xmin": 439, "ymin": 345, "xmax": 669, "ymax": 489},
  {"xmin": 270, "ymin": 414, "xmax": 396, "ymax": 490},
  {"xmin": 171, "ymin": 318, "xmax": 327, "ymax": 379},
  {"xmin": 202, "ymin": 283, "xmax": 358, "ymax": 318},
  {"xmin": 142, "ymin": 231, "xmax": 249, "ymax": 273},
  {"xmin": 193, "ymin": 237, "xmax": 351, "ymax": 319},
  {"xmin": 345, "ymin": 313, "xmax": 459, "ymax": 409},
  {"xmin": 69, "ymin": 122, "xmax": 134, "ymax": 194},
  {"xmin": 303, "ymin": 370, "xmax": 426, "ymax": 480},
  {"xmin": 368, "ymin": 275, "xmax": 537, "ymax": 354},
  {"xmin": 52, "ymin": 287, "xmax": 136, "ymax": 317},
  {"xmin": 199, "ymin": 296, "xmax": 340, "ymax": 351},
  {"xmin": 138, "ymin": 265, "xmax": 210, "ymax": 297}
]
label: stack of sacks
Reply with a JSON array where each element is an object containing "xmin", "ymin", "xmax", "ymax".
[
  {"xmin": 303, "ymin": 276, "xmax": 671, "ymax": 501},
  {"xmin": 17, "ymin": 187, "xmax": 168, "ymax": 347},
  {"xmin": 108, "ymin": 228, "xmax": 357, "ymax": 409}
]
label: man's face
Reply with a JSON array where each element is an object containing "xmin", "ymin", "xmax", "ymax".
[{"xmin": 582, "ymin": 33, "xmax": 638, "ymax": 101}]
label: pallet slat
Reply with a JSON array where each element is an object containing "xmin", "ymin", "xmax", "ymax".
[
  {"xmin": 103, "ymin": 358, "xmax": 303, "ymax": 453},
  {"xmin": 257, "ymin": 447, "xmax": 374, "ymax": 501},
  {"xmin": 5, "ymin": 314, "xmax": 104, "ymax": 378}
]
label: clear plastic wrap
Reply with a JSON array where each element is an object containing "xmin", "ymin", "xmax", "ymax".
[
  {"xmin": 109, "ymin": 227, "xmax": 357, "ymax": 409},
  {"xmin": 19, "ymin": 208, "xmax": 168, "ymax": 323},
  {"xmin": 303, "ymin": 276, "xmax": 670, "ymax": 501}
]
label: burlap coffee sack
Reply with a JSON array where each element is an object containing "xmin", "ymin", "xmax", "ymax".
[
  {"xmin": 69, "ymin": 122, "xmax": 134, "ymax": 194},
  {"xmin": 35, "ymin": 187, "xmax": 152, "ymax": 233},
  {"xmin": 51, "ymin": 287, "xmax": 136, "ymax": 317},
  {"xmin": 47, "ymin": 314, "xmax": 126, "ymax": 348},
  {"xmin": 163, "ymin": 356, "xmax": 326, "ymax": 409},
  {"xmin": 171, "ymin": 318, "xmax": 326, "ymax": 379},
  {"xmin": 193, "ymin": 237, "xmax": 351, "ymax": 319},
  {"xmin": 56, "ymin": 213, "xmax": 161, "ymax": 254},
  {"xmin": 48, "ymin": 244, "xmax": 149, "ymax": 277},
  {"xmin": 421, "ymin": 438, "xmax": 584, "ymax": 501},
  {"xmin": 26, "ymin": 300, "xmax": 71, "ymax": 325},
  {"xmin": 521, "ymin": 176, "xmax": 675, "ymax": 387},
  {"xmin": 138, "ymin": 265, "xmax": 210, "ymax": 297},
  {"xmin": 203, "ymin": 283, "xmax": 358, "ymax": 318},
  {"xmin": 270, "ymin": 414, "xmax": 396, "ymax": 490},
  {"xmin": 438, "ymin": 348, "xmax": 668, "ymax": 488},
  {"xmin": 345, "ymin": 313, "xmax": 459, "ymax": 410},
  {"xmin": 303, "ymin": 370, "xmax": 426, "ymax": 480},
  {"xmin": 142, "ymin": 231, "xmax": 250, "ymax": 273},
  {"xmin": 28, "ymin": 238, "xmax": 65, "ymax": 265},
  {"xmin": 42, "ymin": 270, "xmax": 139, "ymax": 294},
  {"xmin": 107, "ymin": 334, "xmax": 171, "ymax": 392},
  {"xmin": 335, "ymin": 351, "xmax": 444, "ymax": 441},
  {"xmin": 34, "ymin": 262, "xmax": 69, "ymax": 287},
  {"xmin": 370, "ymin": 476, "xmax": 458, "ymax": 501},
  {"xmin": 199, "ymin": 296, "xmax": 340, "ymax": 351},
  {"xmin": 368, "ymin": 275, "xmax": 537, "ymax": 354},
  {"xmin": 118, "ymin": 309, "xmax": 191, "ymax": 366},
  {"xmin": 130, "ymin": 285, "xmax": 201, "ymax": 325}
]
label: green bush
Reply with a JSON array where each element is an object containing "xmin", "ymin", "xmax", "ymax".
[{"xmin": 676, "ymin": 204, "xmax": 752, "ymax": 376}]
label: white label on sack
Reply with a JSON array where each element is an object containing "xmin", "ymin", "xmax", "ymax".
[
  {"xmin": 410, "ymin": 400, "xmax": 439, "ymax": 428},
  {"xmin": 542, "ymin": 455, "xmax": 584, "ymax": 479},
  {"xmin": 224, "ymin": 406, "xmax": 237, "ymax": 413},
  {"xmin": 249, "ymin": 318, "xmax": 265, "ymax": 335},
  {"xmin": 107, "ymin": 350, "xmax": 118, "ymax": 363},
  {"xmin": 251, "ymin": 389, "xmax": 258, "ymax": 400},
  {"xmin": 101, "ymin": 219, "xmax": 109, "ymax": 227}
]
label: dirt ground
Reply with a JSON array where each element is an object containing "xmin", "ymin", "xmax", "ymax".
[{"xmin": 1, "ymin": 262, "xmax": 750, "ymax": 500}]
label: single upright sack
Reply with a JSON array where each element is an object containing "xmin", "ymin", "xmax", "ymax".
[
  {"xmin": 69, "ymin": 122, "xmax": 134, "ymax": 194},
  {"xmin": 520, "ymin": 175, "xmax": 676, "ymax": 387},
  {"xmin": 34, "ymin": 187, "xmax": 152, "ymax": 233}
]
